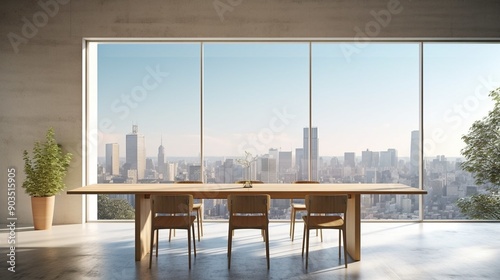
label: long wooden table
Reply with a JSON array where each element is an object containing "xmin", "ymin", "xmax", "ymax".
[{"xmin": 67, "ymin": 183, "xmax": 426, "ymax": 261}]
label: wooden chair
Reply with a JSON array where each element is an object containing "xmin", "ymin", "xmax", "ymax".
[
  {"xmin": 290, "ymin": 180, "xmax": 321, "ymax": 241},
  {"xmin": 171, "ymin": 181, "xmax": 203, "ymax": 242},
  {"xmin": 149, "ymin": 194, "xmax": 197, "ymax": 269},
  {"xmin": 301, "ymin": 194, "xmax": 348, "ymax": 269},
  {"xmin": 227, "ymin": 194, "xmax": 271, "ymax": 269}
]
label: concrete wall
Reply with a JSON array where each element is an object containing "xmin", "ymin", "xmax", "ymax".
[{"xmin": 1, "ymin": 0, "xmax": 499, "ymax": 226}]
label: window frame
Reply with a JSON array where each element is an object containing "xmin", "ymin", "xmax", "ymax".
[{"xmin": 83, "ymin": 38, "xmax": 500, "ymax": 222}]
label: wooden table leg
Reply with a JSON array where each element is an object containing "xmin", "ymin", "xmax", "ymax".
[
  {"xmin": 346, "ymin": 194, "xmax": 361, "ymax": 261},
  {"xmin": 135, "ymin": 194, "xmax": 151, "ymax": 261}
]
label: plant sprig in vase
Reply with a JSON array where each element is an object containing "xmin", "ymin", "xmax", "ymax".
[
  {"xmin": 22, "ymin": 127, "xmax": 72, "ymax": 196},
  {"xmin": 22, "ymin": 127, "xmax": 72, "ymax": 229},
  {"xmin": 236, "ymin": 151, "xmax": 258, "ymax": 188}
]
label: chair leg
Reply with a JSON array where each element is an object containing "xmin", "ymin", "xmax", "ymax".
[
  {"xmin": 338, "ymin": 229, "xmax": 341, "ymax": 260},
  {"xmin": 290, "ymin": 208, "xmax": 294, "ymax": 238},
  {"xmin": 343, "ymin": 228, "xmax": 347, "ymax": 268},
  {"xmin": 227, "ymin": 226, "xmax": 233, "ymax": 269},
  {"xmin": 305, "ymin": 226, "xmax": 310, "ymax": 269},
  {"xmin": 187, "ymin": 226, "xmax": 192, "ymax": 269},
  {"xmin": 156, "ymin": 229, "xmax": 159, "ymax": 257},
  {"xmin": 291, "ymin": 208, "xmax": 296, "ymax": 241},
  {"xmin": 301, "ymin": 223, "xmax": 306, "ymax": 256},
  {"xmin": 149, "ymin": 228, "xmax": 155, "ymax": 268},
  {"xmin": 196, "ymin": 210, "xmax": 201, "ymax": 242},
  {"xmin": 169, "ymin": 229, "xmax": 176, "ymax": 242},
  {"xmin": 192, "ymin": 223, "xmax": 197, "ymax": 257},
  {"xmin": 265, "ymin": 227, "xmax": 270, "ymax": 270},
  {"xmin": 315, "ymin": 229, "xmax": 323, "ymax": 241},
  {"xmin": 198, "ymin": 207, "xmax": 203, "ymax": 239}
]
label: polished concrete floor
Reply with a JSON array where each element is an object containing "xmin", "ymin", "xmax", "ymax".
[{"xmin": 1, "ymin": 221, "xmax": 499, "ymax": 280}]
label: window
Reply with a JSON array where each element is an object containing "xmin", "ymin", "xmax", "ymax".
[
  {"xmin": 423, "ymin": 43, "xmax": 500, "ymax": 219},
  {"xmin": 92, "ymin": 43, "xmax": 201, "ymax": 219},
  {"xmin": 203, "ymin": 43, "xmax": 309, "ymax": 219},
  {"xmin": 312, "ymin": 43, "xmax": 420, "ymax": 219},
  {"xmin": 86, "ymin": 40, "xmax": 499, "ymax": 221}
]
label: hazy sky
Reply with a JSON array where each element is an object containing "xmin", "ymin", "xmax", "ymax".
[{"xmin": 96, "ymin": 42, "xmax": 499, "ymax": 159}]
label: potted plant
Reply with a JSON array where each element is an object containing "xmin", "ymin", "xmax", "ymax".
[{"xmin": 22, "ymin": 127, "xmax": 72, "ymax": 230}]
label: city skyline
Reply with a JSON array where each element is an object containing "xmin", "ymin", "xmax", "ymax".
[
  {"xmin": 100, "ymin": 126, "xmax": 462, "ymax": 164},
  {"xmin": 98, "ymin": 124, "xmax": 476, "ymax": 220},
  {"xmin": 101, "ymin": 125, "xmax": 417, "ymax": 165}
]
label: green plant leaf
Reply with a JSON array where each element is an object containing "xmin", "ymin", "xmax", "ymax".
[{"xmin": 22, "ymin": 127, "xmax": 72, "ymax": 197}]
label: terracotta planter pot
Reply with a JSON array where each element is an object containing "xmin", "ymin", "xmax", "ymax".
[{"xmin": 31, "ymin": 196, "xmax": 55, "ymax": 230}]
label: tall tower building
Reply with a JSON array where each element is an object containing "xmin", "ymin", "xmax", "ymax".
[
  {"xmin": 165, "ymin": 162, "xmax": 177, "ymax": 182},
  {"xmin": 126, "ymin": 125, "xmax": 146, "ymax": 180},
  {"xmin": 269, "ymin": 148, "xmax": 279, "ymax": 172},
  {"xmin": 344, "ymin": 152, "xmax": 356, "ymax": 168},
  {"xmin": 379, "ymin": 150, "xmax": 392, "ymax": 169},
  {"xmin": 410, "ymin": 130, "xmax": 420, "ymax": 177},
  {"xmin": 295, "ymin": 148, "xmax": 304, "ymax": 181},
  {"xmin": 278, "ymin": 151, "xmax": 292, "ymax": 182},
  {"xmin": 303, "ymin": 127, "xmax": 319, "ymax": 181},
  {"xmin": 387, "ymin": 148, "xmax": 398, "ymax": 168},
  {"xmin": 157, "ymin": 138, "xmax": 166, "ymax": 178},
  {"xmin": 258, "ymin": 156, "xmax": 277, "ymax": 183},
  {"xmin": 188, "ymin": 165, "xmax": 201, "ymax": 181},
  {"xmin": 105, "ymin": 143, "xmax": 120, "ymax": 175},
  {"xmin": 278, "ymin": 151, "xmax": 292, "ymax": 173},
  {"xmin": 361, "ymin": 149, "xmax": 373, "ymax": 168}
]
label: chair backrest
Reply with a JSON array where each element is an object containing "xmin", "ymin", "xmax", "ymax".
[
  {"xmin": 228, "ymin": 194, "xmax": 270, "ymax": 215},
  {"xmin": 151, "ymin": 195, "xmax": 193, "ymax": 216},
  {"xmin": 305, "ymin": 195, "xmax": 347, "ymax": 215},
  {"xmin": 291, "ymin": 181, "xmax": 319, "ymax": 204},
  {"xmin": 175, "ymin": 181, "xmax": 203, "ymax": 203}
]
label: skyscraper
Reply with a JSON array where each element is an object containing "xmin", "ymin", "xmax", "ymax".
[
  {"xmin": 295, "ymin": 148, "xmax": 304, "ymax": 181},
  {"xmin": 105, "ymin": 143, "xmax": 120, "ymax": 175},
  {"xmin": 188, "ymin": 165, "xmax": 201, "ymax": 181},
  {"xmin": 268, "ymin": 148, "xmax": 279, "ymax": 177},
  {"xmin": 379, "ymin": 150, "xmax": 392, "ymax": 169},
  {"xmin": 303, "ymin": 127, "xmax": 319, "ymax": 181},
  {"xmin": 379, "ymin": 149, "xmax": 398, "ymax": 169},
  {"xmin": 258, "ymin": 156, "xmax": 277, "ymax": 183},
  {"xmin": 361, "ymin": 149, "xmax": 373, "ymax": 168},
  {"xmin": 126, "ymin": 125, "xmax": 146, "ymax": 180},
  {"xmin": 410, "ymin": 130, "xmax": 420, "ymax": 177},
  {"xmin": 278, "ymin": 151, "xmax": 293, "ymax": 182},
  {"xmin": 344, "ymin": 152, "xmax": 355, "ymax": 168},
  {"xmin": 157, "ymin": 138, "xmax": 166, "ymax": 179}
]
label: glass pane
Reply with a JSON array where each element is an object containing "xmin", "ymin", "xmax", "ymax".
[
  {"xmin": 423, "ymin": 43, "xmax": 500, "ymax": 219},
  {"xmin": 203, "ymin": 43, "xmax": 309, "ymax": 219},
  {"xmin": 97, "ymin": 43, "xmax": 201, "ymax": 219},
  {"xmin": 312, "ymin": 43, "xmax": 420, "ymax": 219}
]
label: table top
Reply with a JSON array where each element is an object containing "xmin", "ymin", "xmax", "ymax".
[{"xmin": 67, "ymin": 183, "xmax": 426, "ymax": 199}]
